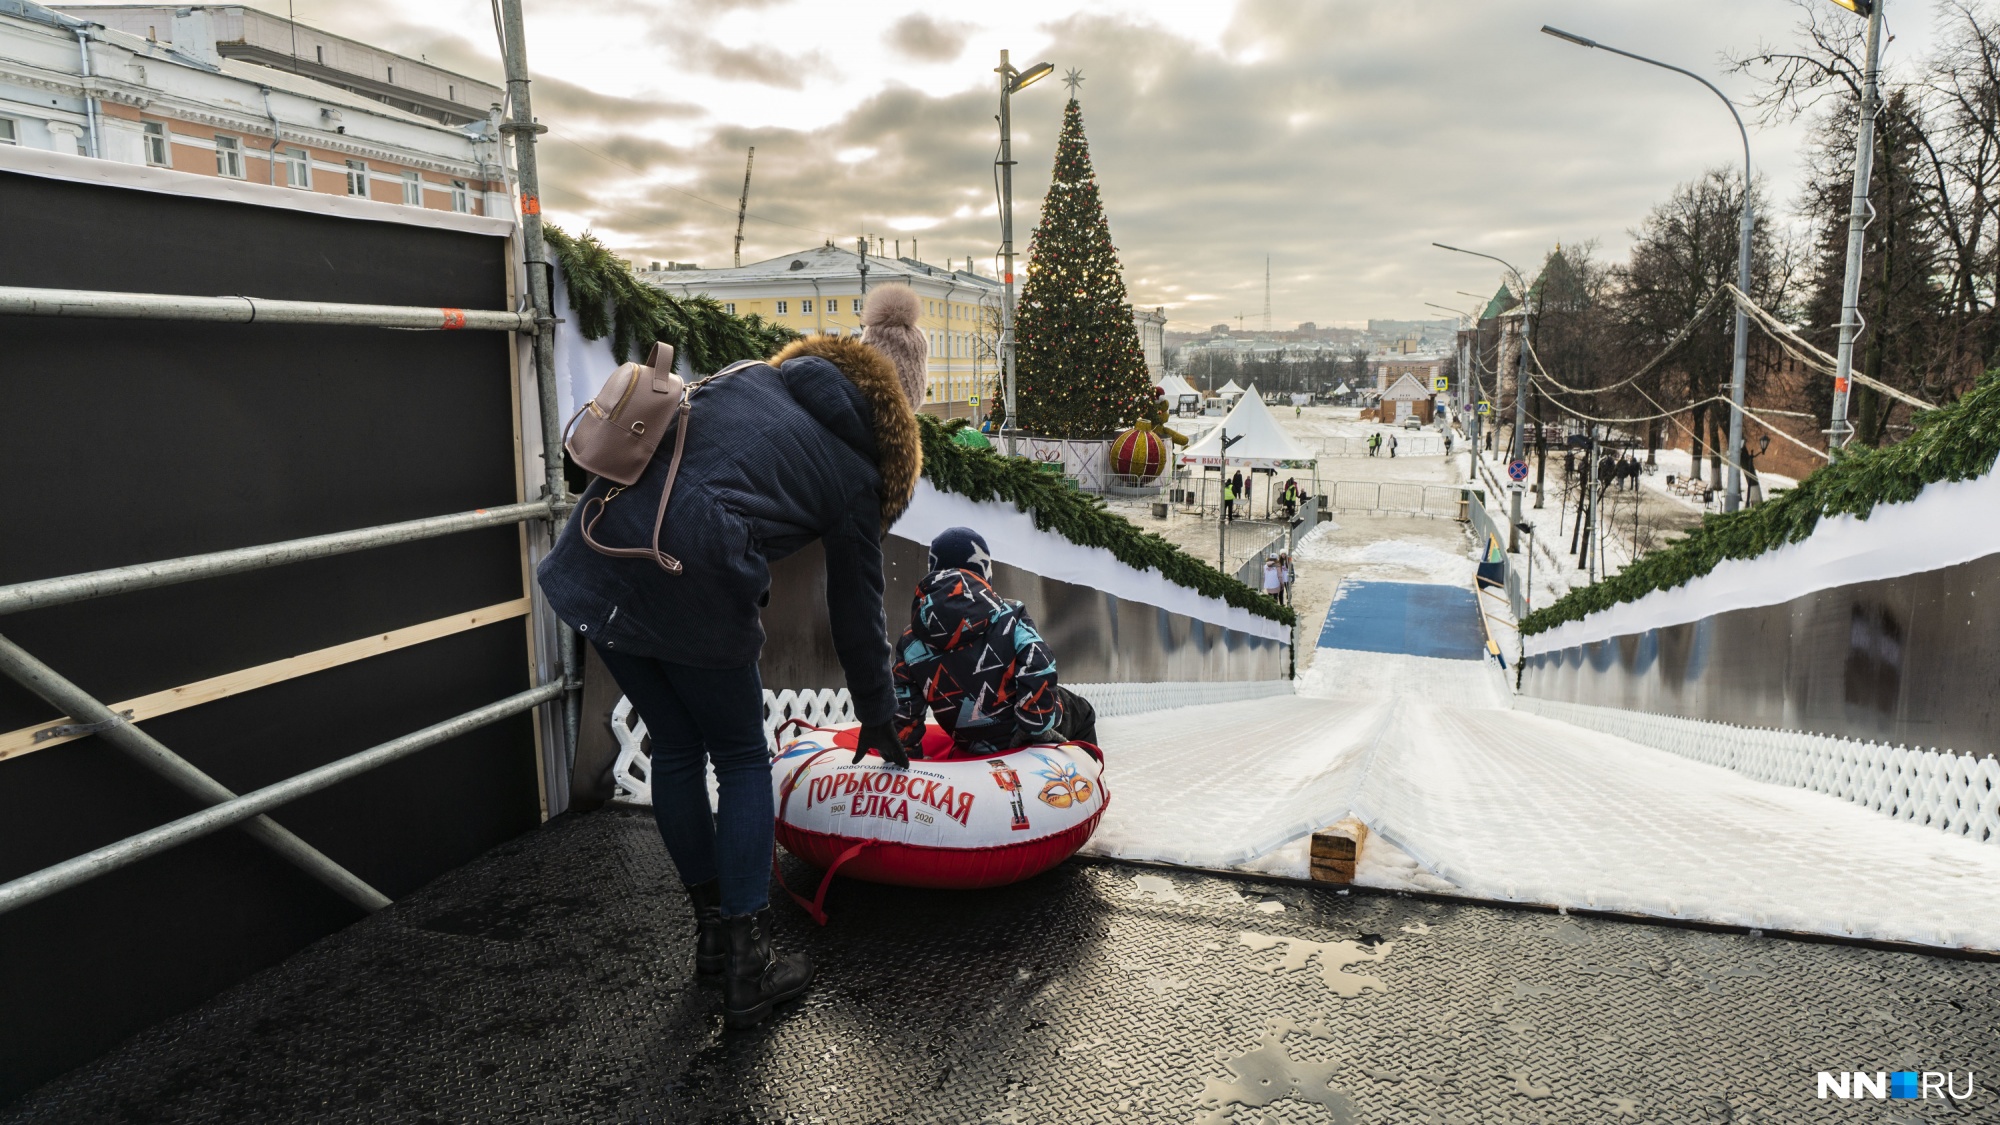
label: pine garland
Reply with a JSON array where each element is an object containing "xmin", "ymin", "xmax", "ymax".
[
  {"xmin": 542, "ymin": 226, "xmax": 1293, "ymax": 628},
  {"xmin": 922, "ymin": 417, "xmax": 1295, "ymax": 625},
  {"xmin": 1013, "ymin": 99, "xmax": 1155, "ymax": 439},
  {"xmin": 544, "ymin": 225, "xmax": 798, "ymax": 371},
  {"xmin": 1520, "ymin": 369, "xmax": 2000, "ymax": 636}
]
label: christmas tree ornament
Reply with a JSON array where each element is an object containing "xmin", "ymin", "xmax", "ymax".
[{"xmin": 1110, "ymin": 424, "xmax": 1168, "ymax": 483}]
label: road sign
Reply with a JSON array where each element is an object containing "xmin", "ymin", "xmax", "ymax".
[
  {"xmin": 1507, "ymin": 459, "xmax": 1529, "ymax": 482},
  {"xmin": 1476, "ymin": 400, "xmax": 1491, "ymax": 415}
]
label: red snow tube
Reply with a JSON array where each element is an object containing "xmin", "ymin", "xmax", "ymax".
[{"xmin": 770, "ymin": 723, "xmax": 1109, "ymax": 921}]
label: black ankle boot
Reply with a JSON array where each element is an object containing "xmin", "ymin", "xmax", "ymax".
[
  {"xmin": 722, "ymin": 907, "xmax": 813, "ymax": 1029},
  {"xmin": 686, "ymin": 880, "xmax": 726, "ymax": 984}
]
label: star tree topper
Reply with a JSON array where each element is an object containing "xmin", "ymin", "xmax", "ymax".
[{"xmin": 1062, "ymin": 68, "xmax": 1084, "ymax": 98}]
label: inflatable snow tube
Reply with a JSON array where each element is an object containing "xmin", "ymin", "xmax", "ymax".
[{"xmin": 770, "ymin": 722, "xmax": 1109, "ymax": 919}]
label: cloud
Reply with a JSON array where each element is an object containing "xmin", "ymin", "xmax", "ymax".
[
  {"xmin": 886, "ymin": 13, "xmax": 972, "ymax": 62},
  {"xmin": 314, "ymin": 0, "xmax": 1844, "ymax": 325},
  {"xmin": 678, "ymin": 33, "xmax": 832, "ymax": 89}
]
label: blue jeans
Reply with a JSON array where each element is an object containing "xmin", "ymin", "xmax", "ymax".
[{"xmin": 593, "ymin": 647, "xmax": 773, "ymax": 916}]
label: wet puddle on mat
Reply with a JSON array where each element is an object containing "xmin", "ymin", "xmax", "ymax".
[{"xmin": 1239, "ymin": 931, "xmax": 1393, "ymax": 998}]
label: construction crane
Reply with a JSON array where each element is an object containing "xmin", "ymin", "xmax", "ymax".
[{"xmin": 732, "ymin": 146, "xmax": 755, "ymax": 267}]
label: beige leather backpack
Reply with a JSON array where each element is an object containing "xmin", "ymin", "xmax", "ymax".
[{"xmin": 562, "ymin": 343, "xmax": 756, "ymax": 574}]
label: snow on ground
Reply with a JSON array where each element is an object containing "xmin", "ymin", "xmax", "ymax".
[
  {"xmin": 1292, "ymin": 526, "xmax": 1478, "ymax": 587},
  {"xmin": 1091, "ymin": 642, "xmax": 2000, "ymax": 949}
]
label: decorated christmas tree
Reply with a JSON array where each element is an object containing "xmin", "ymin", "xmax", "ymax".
[{"xmin": 1013, "ymin": 90, "xmax": 1154, "ymax": 439}]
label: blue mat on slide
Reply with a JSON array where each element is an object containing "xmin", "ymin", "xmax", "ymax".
[{"xmin": 1316, "ymin": 580, "xmax": 1485, "ymax": 660}]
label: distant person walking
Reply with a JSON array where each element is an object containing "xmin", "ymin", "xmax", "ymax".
[
  {"xmin": 1367, "ymin": 433, "xmax": 1380, "ymax": 457},
  {"xmin": 1222, "ymin": 478, "xmax": 1236, "ymax": 522},
  {"xmin": 1387, "ymin": 433, "xmax": 1398, "ymax": 459},
  {"xmin": 1262, "ymin": 554, "xmax": 1282, "ymax": 602}
]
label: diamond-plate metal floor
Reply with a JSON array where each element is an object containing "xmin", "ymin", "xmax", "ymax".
[{"xmin": 6, "ymin": 807, "xmax": 1996, "ymax": 1123}]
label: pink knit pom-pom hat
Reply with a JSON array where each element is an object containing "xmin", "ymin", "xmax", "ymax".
[{"xmin": 860, "ymin": 285, "xmax": 928, "ymax": 409}]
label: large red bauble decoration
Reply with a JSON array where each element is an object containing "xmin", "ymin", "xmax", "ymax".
[{"xmin": 1111, "ymin": 425, "xmax": 1169, "ymax": 483}]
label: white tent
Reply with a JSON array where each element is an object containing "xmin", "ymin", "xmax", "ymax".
[
  {"xmin": 1216, "ymin": 379, "xmax": 1245, "ymax": 396},
  {"xmin": 1334, "ymin": 381, "xmax": 1352, "ymax": 395},
  {"xmin": 1180, "ymin": 384, "xmax": 1315, "ymax": 469},
  {"xmin": 1156, "ymin": 373, "xmax": 1201, "ymax": 402}
]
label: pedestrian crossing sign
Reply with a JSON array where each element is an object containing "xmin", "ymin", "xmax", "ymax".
[
  {"xmin": 1476, "ymin": 400, "xmax": 1491, "ymax": 415},
  {"xmin": 1433, "ymin": 375, "xmax": 1448, "ymax": 393}
]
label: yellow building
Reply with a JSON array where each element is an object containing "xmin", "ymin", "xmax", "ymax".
[{"xmin": 643, "ymin": 245, "xmax": 1005, "ymax": 419}]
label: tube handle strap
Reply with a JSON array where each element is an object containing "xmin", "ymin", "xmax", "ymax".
[{"xmin": 771, "ymin": 841, "xmax": 873, "ymax": 927}]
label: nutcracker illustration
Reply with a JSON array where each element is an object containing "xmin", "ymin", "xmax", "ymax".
[{"xmin": 988, "ymin": 759, "xmax": 1031, "ymax": 831}]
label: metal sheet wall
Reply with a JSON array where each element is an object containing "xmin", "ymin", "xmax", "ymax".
[
  {"xmin": 759, "ymin": 535, "xmax": 1291, "ymax": 689},
  {"xmin": 1519, "ymin": 552, "xmax": 2000, "ymax": 758}
]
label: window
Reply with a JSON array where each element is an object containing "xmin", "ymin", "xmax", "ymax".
[
  {"xmin": 775, "ymin": 300, "xmax": 789, "ymax": 315},
  {"xmin": 345, "ymin": 159, "xmax": 369, "ymax": 196},
  {"xmin": 450, "ymin": 179, "xmax": 470, "ymax": 212},
  {"xmin": 401, "ymin": 170, "xmax": 422, "ymax": 206},
  {"xmin": 214, "ymin": 135, "xmax": 243, "ymax": 178},
  {"xmin": 800, "ymin": 299, "xmax": 812, "ymax": 314},
  {"xmin": 447, "ymin": 84, "xmax": 455, "ymax": 101},
  {"xmin": 142, "ymin": 120, "xmax": 168, "ymax": 165},
  {"xmin": 851, "ymin": 298, "xmax": 862, "ymax": 314},
  {"xmin": 385, "ymin": 66, "xmax": 394, "ymax": 84},
  {"xmin": 282, "ymin": 146, "xmax": 309, "ymax": 187},
  {"xmin": 0, "ymin": 117, "xmax": 15, "ymax": 146},
  {"xmin": 315, "ymin": 45, "xmax": 325, "ymax": 64},
  {"xmin": 723, "ymin": 302, "xmax": 736, "ymax": 315}
]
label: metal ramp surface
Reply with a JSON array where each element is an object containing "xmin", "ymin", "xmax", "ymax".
[
  {"xmin": 1316, "ymin": 580, "xmax": 1486, "ymax": 660},
  {"xmin": 6, "ymin": 807, "xmax": 1996, "ymax": 1124}
]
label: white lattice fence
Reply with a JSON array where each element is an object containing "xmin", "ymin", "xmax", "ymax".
[
  {"xmin": 607, "ymin": 679, "xmax": 1294, "ymax": 804},
  {"xmin": 1066, "ymin": 679, "xmax": 1294, "ymax": 718},
  {"xmin": 1516, "ymin": 697, "xmax": 2000, "ymax": 845},
  {"xmin": 609, "ymin": 687, "xmax": 857, "ymax": 805}
]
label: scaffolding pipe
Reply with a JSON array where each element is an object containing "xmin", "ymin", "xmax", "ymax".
[
  {"xmin": 0, "ymin": 680, "xmax": 563, "ymax": 917},
  {"xmin": 0, "ymin": 500, "xmax": 551, "ymax": 617},
  {"xmin": 0, "ymin": 286, "xmax": 538, "ymax": 333},
  {"xmin": 0, "ymin": 630, "xmax": 392, "ymax": 913},
  {"xmin": 496, "ymin": 0, "xmax": 582, "ymax": 767}
]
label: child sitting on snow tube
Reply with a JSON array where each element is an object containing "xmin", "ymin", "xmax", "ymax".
[{"xmin": 890, "ymin": 528, "xmax": 1097, "ymax": 761}]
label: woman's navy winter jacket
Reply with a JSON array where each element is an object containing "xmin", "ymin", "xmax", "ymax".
[{"xmin": 535, "ymin": 336, "xmax": 922, "ymax": 724}]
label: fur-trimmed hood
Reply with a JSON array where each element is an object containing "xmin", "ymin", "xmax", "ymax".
[{"xmin": 769, "ymin": 334, "xmax": 922, "ymax": 527}]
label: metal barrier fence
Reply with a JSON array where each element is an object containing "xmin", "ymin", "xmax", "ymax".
[
  {"xmin": 1464, "ymin": 488, "xmax": 1528, "ymax": 622},
  {"xmin": 0, "ymin": 283, "xmax": 565, "ymax": 918},
  {"xmin": 1308, "ymin": 433, "xmax": 1446, "ymax": 458},
  {"xmin": 1324, "ymin": 480, "xmax": 1468, "ymax": 518}
]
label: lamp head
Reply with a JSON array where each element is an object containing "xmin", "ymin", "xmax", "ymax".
[
  {"xmin": 1540, "ymin": 25, "xmax": 1598, "ymax": 49},
  {"xmin": 1009, "ymin": 61, "xmax": 1055, "ymax": 93},
  {"xmin": 1827, "ymin": 0, "xmax": 1874, "ymax": 13}
]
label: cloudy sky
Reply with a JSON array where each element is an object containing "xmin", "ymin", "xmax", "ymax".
[{"xmin": 286, "ymin": 0, "xmax": 1921, "ymax": 329}]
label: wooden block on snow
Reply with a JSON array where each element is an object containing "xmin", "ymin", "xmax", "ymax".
[{"xmin": 1309, "ymin": 818, "xmax": 1370, "ymax": 884}]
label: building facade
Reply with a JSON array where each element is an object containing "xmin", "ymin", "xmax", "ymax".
[
  {"xmin": 64, "ymin": 4, "xmax": 503, "ymax": 125},
  {"xmin": 645, "ymin": 245, "xmax": 1006, "ymax": 419},
  {"xmin": 1135, "ymin": 305, "xmax": 1167, "ymax": 379},
  {"xmin": 2, "ymin": 1, "xmax": 505, "ymax": 217},
  {"xmin": 1373, "ymin": 355, "xmax": 1445, "ymax": 394}
]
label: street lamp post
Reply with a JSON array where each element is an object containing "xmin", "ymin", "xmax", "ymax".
[
  {"xmin": 1542, "ymin": 25, "xmax": 1755, "ymax": 513},
  {"xmin": 1434, "ymin": 242, "xmax": 1533, "ymax": 551},
  {"xmin": 996, "ymin": 50, "xmax": 1054, "ymax": 457},
  {"xmin": 1827, "ymin": 0, "xmax": 1886, "ymax": 450},
  {"xmin": 1425, "ymin": 299, "xmax": 1477, "ymax": 445}
]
